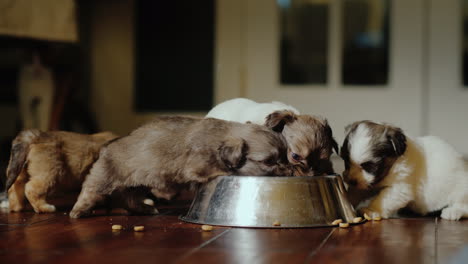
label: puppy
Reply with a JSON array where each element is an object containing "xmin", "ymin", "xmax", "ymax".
[
  {"xmin": 207, "ymin": 98, "xmax": 338, "ymax": 175},
  {"xmin": 340, "ymin": 120, "xmax": 468, "ymax": 220},
  {"xmin": 5, "ymin": 129, "xmax": 118, "ymax": 213},
  {"xmin": 264, "ymin": 110, "xmax": 338, "ymax": 176},
  {"xmin": 206, "ymin": 98, "xmax": 300, "ymax": 124},
  {"xmin": 69, "ymin": 116, "xmax": 295, "ymax": 218}
]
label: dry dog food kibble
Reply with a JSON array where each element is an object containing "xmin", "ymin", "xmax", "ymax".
[
  {"xmin": 353, "ymin": 217, "xmax": 363, "ymax": 223},
  {"xmin": 332, "ymin": 219, "xmax": 343, "ymax": 225},
  {"xmin": 111, "ymin": 225, "xmax": 123, "ymax": 230},
  {"xmin": 134, "ymin": 226, "xmax": 145, "ymax": 232},
  {"xmin": 339, "ymin": 222, "xmax": 350, "ymax": 228},
  {"xmin": 201, "ymin": 225, "xmax": 213, "ymax": 231},
  {"xmin": 363, "ymin": 213, "xmax": 372, "ymax": 220},
  {"xmin": 272, "ymin": 220, "xmax": 281, "ymax": 226}
]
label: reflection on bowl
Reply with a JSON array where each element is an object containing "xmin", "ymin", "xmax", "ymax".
[{"xmin": 180, "ymin": 175, "xmax": 357, "ymax": 228}]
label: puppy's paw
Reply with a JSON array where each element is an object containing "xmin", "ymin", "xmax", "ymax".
[
  {"xmin": 69, "ymin": 211, "xmax": 80, "ymax": 219},
  {"xmin": 36, "ymin": 204, "xmax": 56, "ymax": 213},
  {"xmin": 441, "ymin": 207, "xmax": 463, "ymax": 221},
  {"xmin": 69, "ymin": 209, "xmax": 89, "ymax": 219},
  {"xmin": 9, "ymin": 204, "xmax": 24, "ymax": 212},
  {"xmin": 0, "ymin": 200, "xmax": 9, "ymax": 209},
  {"xmin": 143, "ymin": 205, "xmax": 159, "ymax": 215}
]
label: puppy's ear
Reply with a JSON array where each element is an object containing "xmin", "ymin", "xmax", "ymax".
[
  {"xmin": 219, "ymin": 138, "xmax": 249, "ymax": 171},
  {"xmin": 339, "ymin": 137, "xmax": 349, "ymax": 159},
  {"xmin": 323, "ymin": 119, "xmax": 339, "ymax": 155},
  {"xmin": 264, "ymin": 110, "xmax": 297, "ymax": 132},
  {"xmin": 344, "ymin": 121, "xmax": 370, "ymax": 135},
  {"xmin": 344, "ymin": 123, "xmax": 357, "ymax": 135},
  {"xmin": 386, "ymin": 126, "xmax": 407, "ymax": 156},
  {"xmin": 332, "ymin": 138, "xmax": 339, "ymax": 155}
]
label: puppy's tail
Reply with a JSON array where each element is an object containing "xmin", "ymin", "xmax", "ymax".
[{"xmin": 5, "ymin": 129, "xmax": 41, "ymax": 192}]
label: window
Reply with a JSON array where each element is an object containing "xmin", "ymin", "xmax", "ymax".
[
  {"xmin": 134, "ymin": 1, "xmax": 215, "ymax": 111},
  {"xmin": 463, "ymin": 0, "xmax": 468, "ymax": 86},
  {"xmin": 278, "ymin": 0, "xmax": 329, "ymax": 84},
  {"xmin": 342, "ymin": 0, "xmax": 390, "ymax": 85}
]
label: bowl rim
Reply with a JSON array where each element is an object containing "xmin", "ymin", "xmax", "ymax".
[
  {"xmin": 178, "ymin": 214, "xmax": 366, "ymax": 229},
  {"xmin": 213, "ymin": 174, "xmax": 342, "ymax": 180}
]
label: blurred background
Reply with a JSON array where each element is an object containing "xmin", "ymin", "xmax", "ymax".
[{"xmin": 0, "ymin": 0, "xmax": 468, "ymax": 190}]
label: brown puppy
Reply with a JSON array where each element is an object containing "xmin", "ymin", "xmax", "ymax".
[
  {"xmin": 265, "ymin": 110, "xmax": 339, "ymax": 176},
  {"xmin": 6, "ymin": 129, "xmax": 118, "ymax": 213},
  {"xmin": 70, "ymin": 116, "xmax": 294, "ymax": 218}
]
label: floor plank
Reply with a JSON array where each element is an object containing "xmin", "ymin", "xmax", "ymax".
[
  {"xmin": 0, "ymin": 211, "xmax": 230, "ymax": 264},
  {"xmin": 308, "ymin": 218, "xmax": 438, "ymax": 264},
  {"xmin": 0, "ymin": 209, "xmax": 59, "ymax": 226},
  {"xmin": 1, "ymin": 203, "xmax": 467, "ymax": 264},
  {"xmin": 436, "ymin": 218, "xmax": 468, "ymax": 264},
  {"xmin": 178, "ymin": 227, "xmax": 334, "ymax": 263}
]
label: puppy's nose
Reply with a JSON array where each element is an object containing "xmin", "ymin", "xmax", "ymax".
[{"xmin": 274, "ymin": 164, "xmax": 292, "ymax": 176}]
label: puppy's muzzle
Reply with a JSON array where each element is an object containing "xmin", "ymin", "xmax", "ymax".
[{"xmin": 286, "ymin": 164, "xmax": 315, "ymax": 177}]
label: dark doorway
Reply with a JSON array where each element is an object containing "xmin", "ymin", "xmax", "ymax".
[{"xmin": 134, "ymin": 0, "xmax": 215, "ymax": 112}]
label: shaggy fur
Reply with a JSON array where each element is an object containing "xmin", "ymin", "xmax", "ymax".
[
  {"xmin": 341, "ymin": 121, "xmax": 468, "ymax": 220},
  {"xmin": 69, "ymin": 116, "xmax": 296, "ymax": 218},
  {"xmin": 264, "ymin": 110, "xmax": 338, "ymax": 176},
  {"xmin": 5, "ymin": 129, "xmax": 118, "ymax": 213},
  {"xmin": 207, "ymin": 98, "xmax": 338, "ymax": 175}
]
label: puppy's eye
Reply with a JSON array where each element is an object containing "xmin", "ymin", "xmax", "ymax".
[
  {"xmin": 263, "ymin": 156, "xmax": 277, "ymax": 166},
  {"xmin": 291, "ymin": 153, "xmax": 303, "ymax": 162},
  {"xmin": 360, "ymin": 161, "xmax": 377, "ymax": 173}
]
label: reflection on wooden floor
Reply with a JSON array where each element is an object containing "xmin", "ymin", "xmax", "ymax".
[{"xmin": 1, "ymin": 199, "xmax": 467, "ymax": 264}]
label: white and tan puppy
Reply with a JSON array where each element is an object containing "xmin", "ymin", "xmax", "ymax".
[
  {"xmin": 207, "ymin": 98, "xmax": 338, "ymax": 176},
  {"xmin": 340, "ymin": 121, "xmax": 468, "ymax": 220},
  {"xmin": 206, "ymin": 98, "xmax": 299, "ymax": 124}
]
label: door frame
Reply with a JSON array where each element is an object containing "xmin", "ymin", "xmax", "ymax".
[{"xmin": 427, "ymin": 0, "xmax": 468, "ymax": 155}]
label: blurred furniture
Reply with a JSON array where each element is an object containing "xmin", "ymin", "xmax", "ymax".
[
  {"xmin": 0, "ymin": 0, "xmax": 77, "ymax": 131},
  {"xmin": 17, "ymin": 54, "xmax": 53, "ymax": 131}
]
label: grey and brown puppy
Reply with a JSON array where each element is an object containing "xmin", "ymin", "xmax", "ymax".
[
  {"xmin": 265, "ymin": 110, "xmax": 338, "ymax": 176},
  {"xmin": 207, "ymin": 98, "xmax": 339, "ymax": 176},
  {"xmin": 70, "ymin": 116, "xmax": 295, "ymax": 218},
  {"xmin": 6, "ymin": 129, "xmax": 118, "ymax": 213}
]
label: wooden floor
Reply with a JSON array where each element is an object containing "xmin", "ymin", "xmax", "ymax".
[{"xmin": 1, "ymin": 199, "xmax": 467, "ymax": 264}]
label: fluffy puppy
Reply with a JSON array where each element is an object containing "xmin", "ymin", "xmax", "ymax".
[
  {"xmin": 206, "ymin": 98, "xmax": 300, "ymax": 124},
  {"xmin": 5, "ymin": 129, "xmax": 118, "ymax": 213},
  {"xmin": 340, "ymin": 120, "xmax": 468, "ymax": 220},
  {"xmin": 207, "ymin": 98, "xmax": 338, "ymax": 175},
  {"xmin": 69, "ymin": 116, "xmax": 295, "ymax": 218},
  {"xmin": 264, "ymin": 110, "xmax": 338, "ymax": 176}
]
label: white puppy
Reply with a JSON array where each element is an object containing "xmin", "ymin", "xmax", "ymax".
[
  {"xmin": 340, "ymin": 120, "xmax": 468, "ymax": 220},
  {"xmin": 206, "ymin": 98, "xmax": 300, "ymax": 124}
]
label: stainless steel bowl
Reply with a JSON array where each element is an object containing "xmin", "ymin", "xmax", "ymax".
[{"xmin": 180, "ymin": 175, "xmax": 358, "ymax": 228}]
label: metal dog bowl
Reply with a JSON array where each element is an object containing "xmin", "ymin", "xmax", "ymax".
[{"xmin": 180, "ymin": 175, "xmax": 357, "ymax": 228}]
